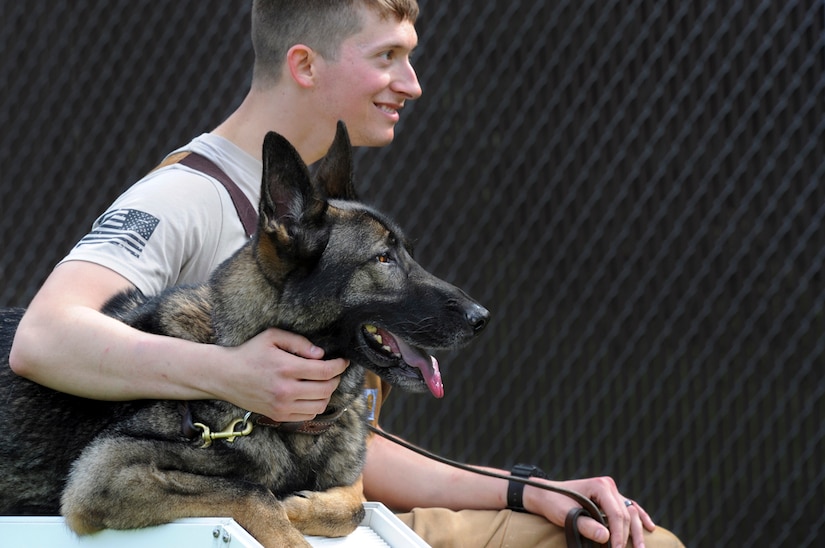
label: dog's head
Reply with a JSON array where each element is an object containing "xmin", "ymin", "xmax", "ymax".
[{"xmin": 255, "ymin": 122, "xmax": 489, "ymax": 398}]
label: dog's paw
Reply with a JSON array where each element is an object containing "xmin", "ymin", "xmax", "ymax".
[
  {"xmin": 281, "ymin": 491, "xmax": 313, "ymax": 515},
  {"xmin": 282, "ymin": 490, "xmax": 364, "ymax": 537}
]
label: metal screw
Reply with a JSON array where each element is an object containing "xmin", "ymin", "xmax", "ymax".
[{"xmin": 212, "ymin": 525, "xmax": 232, "ymax": 543}]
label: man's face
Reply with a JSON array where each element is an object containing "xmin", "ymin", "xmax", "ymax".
[{"xmin": 315, "ymin": 8, "xmax": 422, "ymax": 147}]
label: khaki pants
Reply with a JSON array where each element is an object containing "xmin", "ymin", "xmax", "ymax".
[{"xmin": 396, "ymin": 508, "xmax": 685, "ymax": 548}]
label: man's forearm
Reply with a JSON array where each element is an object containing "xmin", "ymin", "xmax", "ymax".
[
  {"xmin": 362, "ymin": 432, "xmax": 509, "ymax": 512},
  {"xmin": 10, "ymin": 304, "xmax": 224, "ymax": 402}
]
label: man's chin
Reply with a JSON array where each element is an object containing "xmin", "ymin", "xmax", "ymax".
[{"xmin": 351, "ymin": 131, "xmax": 395, "ymax": 148}]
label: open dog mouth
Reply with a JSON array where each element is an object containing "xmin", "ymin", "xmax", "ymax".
[{"xmin": 362, "ymin": 324, "xmax": 444, "ymax": 398}]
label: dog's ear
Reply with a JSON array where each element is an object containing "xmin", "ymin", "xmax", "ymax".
[
  {"xmin": 314, "ymin": 121, "xmax": 358, "ymax": 201},
  {"xmin": 259, "ymin": 131, "xmax": 329, "ymax": 257}
]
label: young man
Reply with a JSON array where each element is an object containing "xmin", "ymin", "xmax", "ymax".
[{"xmin": 9, "ymin": 1, "xmax": 681, "ymax": 546}]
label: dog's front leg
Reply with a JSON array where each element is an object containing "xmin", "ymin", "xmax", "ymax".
[
  {"xmin": 62, "ymin": 439, "xmax": 311, "ymax": 547},
  {"xmin": 281, "ymin": 475, "xmax": 366, "ymax": 537}
]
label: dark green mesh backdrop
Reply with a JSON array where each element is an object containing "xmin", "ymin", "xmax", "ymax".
[{"xmin": 2, "ymin": 1, "xmax": 823, "ymax": 545}]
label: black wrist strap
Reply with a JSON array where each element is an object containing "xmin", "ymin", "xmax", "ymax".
[{"xmin": 507, "ymin": 463, "xmax": 547, "ymax": 512}]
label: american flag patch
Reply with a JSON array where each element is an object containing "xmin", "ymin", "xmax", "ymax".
[{"xmin": 76, "ymin": 209, "xmax": 160, "ymax": 258}]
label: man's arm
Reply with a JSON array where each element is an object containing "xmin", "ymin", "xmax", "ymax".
[
  {"xmin": 362, "ymin": 432, "xmax": 508, "ymax": 511},
  {"xmin": 362, "ymin": 430, "xmax": 656, "ymax": 548},
  {"xmin": 9, "ymin": 260, "xmax": 347, "ymax": 422}
]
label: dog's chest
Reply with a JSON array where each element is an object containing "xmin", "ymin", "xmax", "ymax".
[{"xmin": 242, "ymin": 410, "xmax": 368, "ymax": 493}]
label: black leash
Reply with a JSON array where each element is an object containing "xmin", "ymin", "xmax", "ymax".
[{"xmin": 366, "ymin": 424, "xmax": 608, "ymax": 547}]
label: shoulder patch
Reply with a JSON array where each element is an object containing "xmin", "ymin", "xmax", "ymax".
[{"xmin": 75, "ymin": 209, "xmax": 160, "ymax": 258}]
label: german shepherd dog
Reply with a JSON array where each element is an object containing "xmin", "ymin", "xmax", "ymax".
[{"xmin": 0, "ymin": 123, "xmax": 489, "ymax": 546}]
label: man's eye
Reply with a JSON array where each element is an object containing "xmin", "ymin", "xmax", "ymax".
[{"xmin": 380, "ymin": 50, "xmax": 394, "ymax": 61}]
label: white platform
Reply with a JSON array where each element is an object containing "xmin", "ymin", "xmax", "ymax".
[{"xmin": 0, "ymin": 502, "xmax": 429, "ymax": 548}]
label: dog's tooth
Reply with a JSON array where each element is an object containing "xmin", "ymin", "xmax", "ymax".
[
  {"xmin": 365, "ymin": 325, "xmax": 378, "ymax": 334},
  {"xmin": 374, "ymin": 334, "xmax": 383, "ymax": 344},
  {"xmin": 382, "ymin": 345, "xmax": 393, "ymax": 353}
]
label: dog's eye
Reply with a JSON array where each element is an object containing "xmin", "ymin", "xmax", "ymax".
[{"xmin": 376, "ymin": 252, "xmax": 392, "ymax": 264}]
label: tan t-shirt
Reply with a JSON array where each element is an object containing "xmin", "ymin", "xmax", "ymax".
[
  {"xmin": 60, "ymin": 133, "xmax": 260, "ymax": 297},
  {"xmin": 61, "ymin": 134, "xmax": 390, "ymax": 421}
]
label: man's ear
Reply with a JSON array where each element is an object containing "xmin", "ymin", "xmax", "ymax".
[{"xmin": 286, "ymin": 44, "xmax": 317, "ymax": 88}]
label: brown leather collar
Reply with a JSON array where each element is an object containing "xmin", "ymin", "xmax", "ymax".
[
  {"xmin": 179, "ymin": 403, "xmax": 346, "ymax": 440},
  {"xmin": 254, "ymin": 406, "xmax": 347, "ymax": 435}
]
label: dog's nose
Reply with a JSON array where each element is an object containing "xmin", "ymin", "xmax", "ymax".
[{"xmin": 465, "ymin": 304, "xmax": 490, "ymax": 333}]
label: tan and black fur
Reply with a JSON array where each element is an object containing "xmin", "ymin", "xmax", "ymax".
[{"xmin": 0, "ymin": 123, "xmax": 489, "ymax": 546}]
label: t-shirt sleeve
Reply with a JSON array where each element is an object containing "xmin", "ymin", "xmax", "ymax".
[{"xmin": 60, "ymin": 166, "xmax": 237, "ymax": 296}]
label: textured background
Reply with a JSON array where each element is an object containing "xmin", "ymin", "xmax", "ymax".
[{"xmin": 2, "ymin": 1, "xmax": 823, "ymax": 545}]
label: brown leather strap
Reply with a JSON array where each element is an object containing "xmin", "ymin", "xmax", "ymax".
[
  {"xmin": 178, "ymin": 402, "xmax": 200, "ymax": 439},
  {"xmin": 255, "ymin": 406, "xmax": 348, "ymax": 435},
  {"xmin": 178, "ymin": 153, "xmax": 258, "ymax": 237},
  {"xmin": 565, "ymin": 508, "xmax": 588, "ymax": 548},
  {"xmin": 155, "ymin": 151, "xmax": 258, "ymax": 237},
  {"xmin": 565, "ymin": 507, "xmax": 608, "ymax": 548}
]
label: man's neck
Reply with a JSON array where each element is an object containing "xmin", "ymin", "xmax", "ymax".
[{"xmin": 212, "ymin": 87, "xmax": 335, "ymax": 165}]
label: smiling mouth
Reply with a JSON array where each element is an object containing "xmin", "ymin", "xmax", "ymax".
[
  {"xmin": 362, "ymin": 324, "xmax": 443, "ymax": 398},
  {"xmin": 375, "ymin": 103, "xmax": 402, "ymax": 118}
]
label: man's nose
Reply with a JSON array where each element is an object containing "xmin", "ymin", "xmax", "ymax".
[{"xmin": 393, "ymin": 60, "xmax": 422, "ymax": 100}]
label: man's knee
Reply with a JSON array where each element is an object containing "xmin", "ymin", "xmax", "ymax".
[
  {"xmin": 642, "ymin": 526, "xmax": 686, "ymax": 548},
  {"xmin": 396, "ymin": 507, "xmax": 685, "ymax": 548}
]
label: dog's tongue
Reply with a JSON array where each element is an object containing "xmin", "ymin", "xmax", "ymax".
[{"xmin": 387, "ymin": 333, "xmax": 444, "ymax": 399}]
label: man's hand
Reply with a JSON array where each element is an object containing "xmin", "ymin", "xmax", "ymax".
[
  {"xmin": 221, "ymin": 327, "xmax": 349, "ymax": 422},
  {"xmin": 523, "ymin": 476, "xmax": 656, "ymax": 548}
]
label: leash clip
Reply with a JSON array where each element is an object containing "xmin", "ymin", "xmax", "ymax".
[{"xmin": 194, "ymin": 412, "xmax": 254, "ymax": 448}]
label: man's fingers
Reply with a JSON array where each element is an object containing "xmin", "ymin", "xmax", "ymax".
[
  {"xmin": 635, "ymin": 503, "xmax": 656, "ymax": 532},
  {"xmin": 261, "ymin": 328, "xmax": 350, "ymax": 380},
  {"xmin": 576, "ymin": 516, "xmax": 611, "ymax": 546},
  {"xmin": 285, "ymin": 357, "xmax": 347, "ymax": 383},
  {"xmin": 628, "ymin": 508, "xmax": 647, "ymax": 548},
  {"xmin": 279, "ymin": 397, "xmax": 335, "ymax": 422},
  {"xmin": 263, "ymin": 327, "xmax": 325, "ymax": 358}
]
